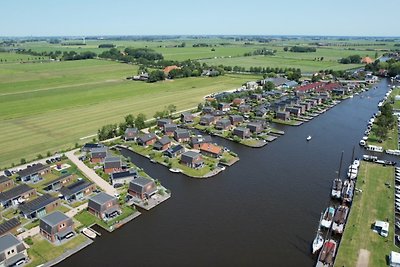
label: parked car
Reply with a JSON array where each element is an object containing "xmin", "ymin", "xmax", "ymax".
[
  {"xmin": 4, "ymin": 170, "xmax": 12, "ymax": 177},
  {"xmin": 46, "ymin": 159, "xmax": 51, "ymax": 164}
]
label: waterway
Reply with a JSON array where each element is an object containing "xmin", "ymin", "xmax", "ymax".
[{"xmin": 58, "ymin": 79, "xmax": 394, "ymax": 267}]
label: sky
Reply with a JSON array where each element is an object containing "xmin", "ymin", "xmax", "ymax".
[{"xmin": 1, "ymin": 0, "xmax": 399, "ymax": 37}]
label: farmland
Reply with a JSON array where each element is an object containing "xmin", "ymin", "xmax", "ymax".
[{"xmin": 0, "ymin": 59, "xmax": 259, "ymax": 168}]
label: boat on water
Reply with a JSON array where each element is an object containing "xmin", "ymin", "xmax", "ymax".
[
  {"xmin": 331, "ymin": 152, "xmax": 344, "ymax": 199},
  {"xmin": 347, "ymin": 165, "xmax": 358, "ymax": 179},
  {"xmin": 321, "ymin": 207, "xmax": 335, "ymax": 229},
  {"xmin": 331, "ymin": 179, "xmax": 342, "ymax": 199},
  {"xmin": 315, "ymin": 239, "xmax": 337, "ymax": 267},
  {"xmin": 169, "ymin": 168, "xmax": 182, "ymax": 173},
  {"xmin": 307, "ymin": 136, "xmax": 312, "ymax": 141},
  {"xmin": 342, "ymin": 179, "xmax": 355, "ymax": 203},
  {"xmin": 332, "ymin": 205, "xmax": 349, "ymax": 235},
  {"xmin": 82, "ymin": 227, "xmax": 96, "ymax": 239},
  {"xmin": 312, "ymin": 232, "xmax": 324, "ymax": 255},
  {"xmin": 312, "ymin": 213, "xmax": 324, "ymax": 254}
]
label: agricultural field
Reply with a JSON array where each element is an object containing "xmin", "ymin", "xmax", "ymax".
[
  {"xmin": 0, "ymin": 59, "xmax": 259, "ymax": 168},
  {"xmin": 0, "ymin": 52, "xmax": 38, "ymax": 63}
]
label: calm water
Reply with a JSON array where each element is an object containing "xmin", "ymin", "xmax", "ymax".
[{"xmin": 58, "ymin": 79, "xmax": 393, "ymax": 267}]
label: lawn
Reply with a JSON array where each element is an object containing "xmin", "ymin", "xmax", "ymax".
[
  {"xmin": 0, "ymin": 59, "xmax": 260, "ymax": 169},
  {"xmin": 25, "ymin": 234, "xmax": 88, "ymax": 267},
  {"xmin": 334, "ymin": 162, "xmax": 398, "ymax": 267}
]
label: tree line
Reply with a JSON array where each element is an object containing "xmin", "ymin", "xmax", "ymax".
[
  {"xmin": 284, "ymin": 46, "xmax": 317, "ymax": 53},
  {"xmin": 97, "ymin": 113, "xmax": 147, "ymax": 141},
  {"xmin": 339, "ymin": 55, "xmax": 362, "ymax": 64}
]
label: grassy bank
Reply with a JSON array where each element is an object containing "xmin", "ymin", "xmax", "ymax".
[{"xmin": 335, "ymin": 162, "xmax": 397, "ymax": 267}]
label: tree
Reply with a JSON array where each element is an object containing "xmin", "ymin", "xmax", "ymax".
[
  {"xmin": 135, "ymin": 113, "xmax": 146, "ymax": 130},
  {"xmin": 167, "ymin": 104, "xmax": 177, "ymax": 116},
  {"xmin": 197, "ymin": 102, "xmax": 204, "ymax": 112},
  {"xmin": 125, "ymin": 114, "xmax": 135, "ymax": 127},
  {"xmin": 263, "ymin": 81, "xmax": 275, "ymax": 91},
  {"xmin": 148, "ymin": 70, "xmax": 165, "ymax": 83}
]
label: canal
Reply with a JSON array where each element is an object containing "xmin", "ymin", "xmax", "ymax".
[{"xmin": 58, "ymin": 79, "xmax": 393, "ymax": 267}]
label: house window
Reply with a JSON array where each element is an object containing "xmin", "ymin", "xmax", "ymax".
[{"xmin": 59, "ymin": 223, "xmax": 66, "ymax": 229}]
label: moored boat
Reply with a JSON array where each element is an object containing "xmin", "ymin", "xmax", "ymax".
[
  {"xmin": 320, "ymin": 207, "xmax": 335, "ymax": 229},
  {"xmin": 307, "ymin": 136, "xmax": 312, "ymax": 141},
  {"xmin": 341, "ymin": 179, "xmax": 354, "ymax": 203},
  {"xmin": 331, "ymin": 179, "xmax": 342, "ymax": 199},
  {"xmin": 312, "ymin": 213, "xmax": 324, "ymax": 254},
  {"xmin": 82, "ymin": 227, "xmax": 96, "ymax": 239},
  {"xmin": 312, "ymin": 232, "xmax": 324, "ymax": 255},
  {"xmin": 331, "ymin": 205, "xmax": 349, "ymax": 235},
  {"xmin": 315, "ymin": 239, "xmax": 337, "ymax": 267}
]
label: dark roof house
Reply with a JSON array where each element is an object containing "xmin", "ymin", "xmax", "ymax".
[
  {"xmin": 124, "ymin": 128, "xmax": 139, "ymax": 141},
  {"xmin": 110, "ymin": 169, "xmax": 138, "ymax": 186},
  {"xmin": 88, "ymin": 192, "xmax": 121, "ymax": 220},
  {"xmin": 40, "ymin": 211, "xmax": 75, "ymax": 243},
  {"xmin": 153, "ymin": 136, "xmax": 172, "ymax": 151},
  {"xmin": 19, "ymin": 193, "xmax": 60, "ymax": 219},
  {"xmin": 128, "ymin": 177, "xmax": 158, "ymax": 200},
  {"xmin": 180, "ymin": 151, "xmax": 204, "ymax": 169},
  {"xmin": 0, "ymin": 184, "xmax": 36, "ymax": 208},
  {"xmin": 174, "ymin": 129, "xmax": 190, "ymax": 142},
  {"xmin": 0, "ymin": 234, "xmax": 27, "ymax": 267},
  {"xmin": 59, "ymin": 180, "xmax": 95, "ymax": 202}
]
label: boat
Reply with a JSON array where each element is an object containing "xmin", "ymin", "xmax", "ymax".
[
  {"xmin": 307, "ymin": 136, "xmax": 312, "ymax": 141},
  {"xmin": 331, "ymin": 205, "xmax": 349, "ymax": 235},
  {"xmin": 312, "ymin": 231, "xmax": 324, "ymax": 255},
  {"xmin": 342, "ymin": 179, "xmax": 355, "ymax": 203},
  {"xmin": 316, "ymin": 239, "xmax": 337, "ymax": 267},
  {"xmin": 150, "ymin": 159, "xmax": 156, "ymax": 163},
  {"xmin": 331, "ymin": 179, "xmax": 342, "ymax": 199},
  {"xmin": 169, "ymin": 168, "xmax": 182, "ymax": 173},
  {"xmin": 347, "ymin": 165, "xmax": 358, "ymax": 179},
  {"xmin": 82, "ymin": 227, "xmax": 96, "ymax": 239},
  {"xmin": 359, "ymin": 140, "xmax": 366, "ymax": 146},
  {"xmin": 320, "ymin": 207, "xmax": 335, "ymax": 229},
  {"xmin": 363, "ymin": 155, "xmax": 377, "ymax": 162},
  {"xmin": 331, "ymin": 152, "xmax": 344, "ymax": 199},
  {"xmin": 312, "ymin": 213, "xmax": 324, "ymax": 254}
]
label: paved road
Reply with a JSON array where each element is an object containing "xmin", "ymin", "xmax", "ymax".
[{"xmin": 65, "ymin": 149, "xmax": 116, "ymax": 196}]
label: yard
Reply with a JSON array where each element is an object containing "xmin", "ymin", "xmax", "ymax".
[
  {"xmin": 25, "ymin": 234, "xmax": 88, "ymax": 267},
  {"xmin": 335, "ymin": 162, "xmax": 398, "ymax": 267}
]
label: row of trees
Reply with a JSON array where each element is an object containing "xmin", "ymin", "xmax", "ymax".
[
  {"xmin": 244, "ymin": 48, "xmax": 276, "ymax": 56},
  {"xmin": 61, "ymin": 51, "xmax": 96, "ymax": 61},
  {"xmin": 97, "ymin": 113, "xmax": 147, "ymax": 141},
  {"xmin": 153, "ymin": 104, "xmax": 177, "ymax": 119},
  {"xmin": 284, "ymin": 46, "xmax": 317, "ymax": 53}
]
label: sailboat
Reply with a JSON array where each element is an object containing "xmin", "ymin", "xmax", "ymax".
[
  {"xmin": 331, "ymin": 152, "xmax": 344, "ymax": 199},
  {"xmin": 312, "ymin": 213, "xmax": 324, "ymax": 254}
]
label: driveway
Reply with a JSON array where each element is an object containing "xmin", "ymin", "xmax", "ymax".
[{"xmin": 65, "ymin": 149, "xmax": 116, "ymax": 196}]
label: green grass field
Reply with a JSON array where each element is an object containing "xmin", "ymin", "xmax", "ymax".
[
  {"xmin": 334, "ymin": 162, "xmax": 398, "ymax": 267},
  {"xmin": 200, "ymin": 55, "xmax": 363, "ymax": 73},
  {"xmin": 0, "ymin": 59, "xmax": 260, "ymax": 168}
]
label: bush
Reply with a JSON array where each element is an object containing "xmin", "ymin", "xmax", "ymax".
[{"xmin": 24, "ymin": 237, "xmax": 33, "ymax": 246}]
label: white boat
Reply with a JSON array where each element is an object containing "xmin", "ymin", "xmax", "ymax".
[
  {"xmin": 359, "ymin": 140, "xmax": 366, "ymax": 146},
  {"xmin": 312, "ymin": 213, "xmax": 324, "ymax": 254},
  {"xmin": 82, "ymin": 227, "xmax": 96, "ymax": 239},
  {"xmin": 312, "ymin": 232, "xmax": 324, "ymax": 254},
  {"xmin": 307, "ymin": 136, "xmax": 312, "ymax": 141},
  {"xmin": 169, "ymin": 168, "xmax": 182, "ymax": 173}
]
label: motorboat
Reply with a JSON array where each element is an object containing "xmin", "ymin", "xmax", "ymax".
[
  {"xmin": 332, "ymin": 205, "xmax": 349, "ymax": 235},
  {"xmin": 316, "ymin": 239, "xmax": 337, "ymax": 267},
  {"xmin": 321, "ymin": 207, "xmax": 335, "ymax": 229},
  {"xmin": 307, "ymin": 136, "xmax": 312, "ymax": 141}
]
